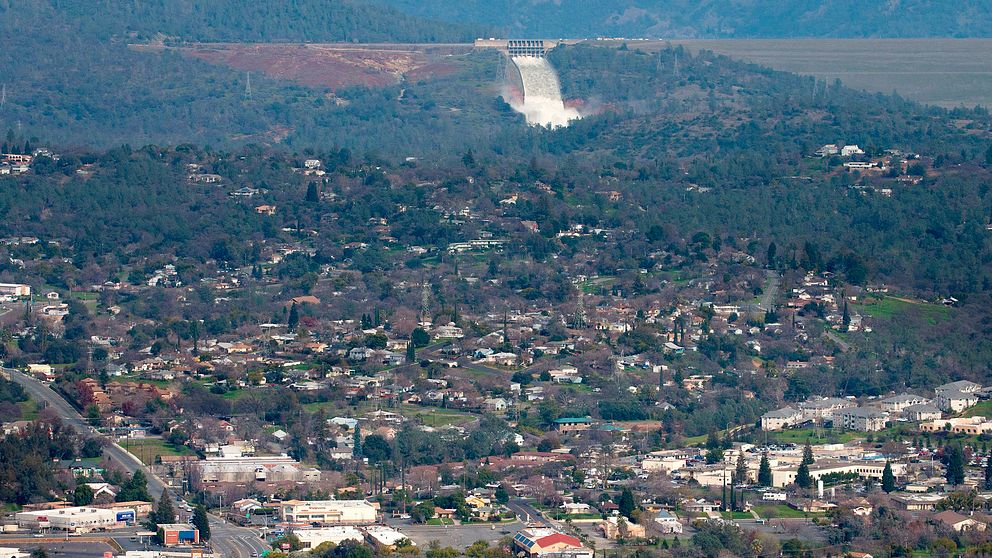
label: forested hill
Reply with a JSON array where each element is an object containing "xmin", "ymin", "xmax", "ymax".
[
  {"xmin": 374, "ymin": 0, "xmax": 992, "ymax": 39},
  {"xmin": 0, "ymin": 0, "xmax": 488, "ymax": 43}
]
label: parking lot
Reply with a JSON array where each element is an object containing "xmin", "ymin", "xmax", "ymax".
[{"xmin": 382, "ymin": 517, "xmax": 522, "ymax": 548}]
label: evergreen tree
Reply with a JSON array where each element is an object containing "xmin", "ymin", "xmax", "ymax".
[
  {"xmin": 758, "ymin": 454, "xmax": 773, "ymax": 487},
  {"xmin": 73, "ymin": 483, "xmax": 94, "ymax": 505},
  {"xmin": 406, "ymin": 342, "xmax": 415, "ymax": 363},
  {"xmin": 945, "ymin": 445, "xmax": 965, "ymax": 485},
  {"xmin": 734, "ymin": 451, "xmax": 748, "ymax": 485},
  {"xmin": 305, "ymin": 182, "xmax": 319, "ymax": 203},
  {"xmin": 288, "ymin": 302, "xmax": 300, "ymax": 330},
  {"xmin": 795, "ymin": 462, "xmax": 813, "ymax": 489},
  {"xmin": 152, "ymin": 488, "xmax": 175, "ymax": 525},
  {"xmin": 116, "ymin": 470, "xmax": 150, "ymax": 502},
  {"xmin": 802, "ymin": 441, "xmax": 815, "ymax": 465},
  {"xmin": 705, "ymin": 430, "xmax": 719, "ymax": 450},
  {"xmin": 353, "ymin": 425, "xmax": 362, "ymax": 457},
  {"xmin": 618, "ymin": 488, "xmax": 635, "ymax": 519},
  {"xmin": 192, "ymin": 505, "xmax": 211, "ymax": 541},
  {"xmin": 882, "ymin": 461, "xmax": 895, "ymax": 493},
  {"xmin": 985, "ymin": 456, "xmax": 992, "ymax": 491}
]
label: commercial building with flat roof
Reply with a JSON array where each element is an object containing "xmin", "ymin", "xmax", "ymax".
[
  {"xmin": 293, "ymin": 527, "xmax": 364, "ymax": 549},
  {"xmin": 157, "ymin": 524, "xmax": 200, "ymax": 546},
  {"xmin": 278, "ymin": 500, "xmax": 377, "ymax": 525},
  {"xmin": 15, "ymin": 506, "xmax": 135, "ymax": 532}
]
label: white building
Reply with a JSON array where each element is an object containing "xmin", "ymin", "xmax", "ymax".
[
  {"xmin": 878, "ymin": 393, "xmax": 930, "ymax": 413},
  {"xmin": 772, "ymin": 460, "xmax": 905, "ymax": 488},
  {"xmin": 838, "ymin": 407, "xmax": 888, "ymax": 432},
  {"xmin": 841, "ymin": 145, "xmax": 865, "ymax": 157},
  {"xmin": 278, "ymin": 500, "xmax": 377, "ymax": 525},
  {"xmin": 760, "ymin": 407, "xmax": 802, "ymax": 431},
  {"xmin": 293, "ymin": 526, "xmax": 364, "ymax": 549},
  {"xmin": 364, "ymin": 525, "xmax": 414, "ymax": 550},
  {"xmin": 653, "ymin": 511, "xmax": 683, "ymax": 534},
  {"xmin": 799, "ymin": 397, "xmax": 856, "ymax": 421},
  {"xmin": 935, "ymin": 389, "xmax": 978, "ymax": 413},
  {"xmin": 15, "ymin": 506, "xmax": 135, "ymax": 532},
  {"xmin": 0, "ymin": 283, "xmax": 30, "ymax": 297},
  {"xmin": 902, "ymin": 403, "xmax": 942, "ymax": 422}
]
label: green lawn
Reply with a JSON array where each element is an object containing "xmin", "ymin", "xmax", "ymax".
[
  {"xmin": 110, "ymin": 376, "xmax": 172, "ymax": 387},
  {"xmin": 426, "ymin": 518, "xmax": 455, "ymax": 525},
  {"xmin": 18, "ymin": 399, "xmax": 39, "ymax": 420},
  {"xmin": 962, "ymin": 401, "xmax": 992, "ymax": 417},
  {"xmin": 123, "ymin": 438, "xmax": 195, "ymax": 465},
  {"xmin": 767, "ymin": 428, "xmax": 864, "ymax": 444},
  {"xmin": 753, "ymin": 504, "xmax": 810, "ymax": 519},
  {"xmin": 401, "ymin": 404, "xmax": 477, "ymax": 427},
  {"xmin": 855, "ymin": 295, "xmax": 950, "ymax": 324},
  {"xmin": 579, "ymin": 276, "xmax": 616, "ymax": 294},
  {"xmin": 720, "ymin": 511, "xmax": 753, "ymax": 520}
]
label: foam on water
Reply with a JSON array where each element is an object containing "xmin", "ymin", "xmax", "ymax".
[{"xmin": 510, "ymin": 56, "xmax": 580, "ymax": 128}]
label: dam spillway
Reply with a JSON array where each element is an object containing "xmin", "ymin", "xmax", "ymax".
[{"xmin": 509, "ymin": 55, "xmax": 580, "ymax": 128}]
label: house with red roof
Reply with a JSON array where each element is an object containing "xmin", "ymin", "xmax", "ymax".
[{"xmin": 512, "ymin": 528, "xmax": 593, "ymax": 558}]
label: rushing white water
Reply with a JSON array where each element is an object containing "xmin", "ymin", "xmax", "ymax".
[{"xmin": 510, "ymin": 56, "xmax": 580, "ymax": 128}]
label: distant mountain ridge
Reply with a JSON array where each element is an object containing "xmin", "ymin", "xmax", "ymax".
[{"xmin": 373, "ymin": 0, "xmax": 992, "ymax": 39}]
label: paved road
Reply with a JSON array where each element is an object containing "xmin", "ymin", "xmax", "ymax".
[
  {"xmin": 506, "ymin": 499, "xmax": 557, "ymax": 529},
  {"xmin": 8, "ymin": 369, "xmax": 269, "ymax": 558},
  {"xmin": 824, "ymin": 331, "xmax": 851, "ymax": 352},
  {"xmin": 758, "ymin": 270, "xmax": 780, "ymax": 311}
]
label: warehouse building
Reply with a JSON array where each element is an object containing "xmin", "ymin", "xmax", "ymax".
[{"xmin": 197, "ymin": 456, "xmax": 320, "ymax": 484}]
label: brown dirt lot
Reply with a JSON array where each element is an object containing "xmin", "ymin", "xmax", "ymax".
[{"xmin": 135, "ymin": 43, "xmax": 472, "ymax": 90}]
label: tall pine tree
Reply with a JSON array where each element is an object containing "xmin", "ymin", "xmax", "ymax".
[
  {"xmin": 882, "ymin": 461, "xmax": 895, "ymax": 493},
  {"xmin": 945, "ymin": 445, "xmax": 965, "ymax": 485},
  {"xmin": 758, "ymin": 454, "xmax": 773, "ymax": 487},
  {"xmin": 192, "ymin": 505, "xmax": 211, "ymax": 541},
  {"xmin": 795, "ymin": 462, "xmax": 813, "ymax": 489},
  {"xmin": 152, "ymin": 488, "xmax": 175, "ymax": 525},
  {"xmin": 802, "ymin": 441, "xmax": 815, "ymax": 465}
]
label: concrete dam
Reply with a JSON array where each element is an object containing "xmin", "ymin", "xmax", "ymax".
[{"xmin": 476, "ymin": 39, "xmax": 581, "ymax": 128}]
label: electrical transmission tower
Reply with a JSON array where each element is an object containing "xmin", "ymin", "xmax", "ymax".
[
  {"xmin": 420, "ymin": 280, "xmax": 431, "ymax": 323},
  {"xmin": 244, "ymin": 72, "xmax": 252, "ymax": 101}
]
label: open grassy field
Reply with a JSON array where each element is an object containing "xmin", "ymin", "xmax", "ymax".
[
  {"xmin": 623, "ymin": 39, "xmax": 992, "ymax": 108},
  {"xmin": 766, "ymin": 427, "xmax": 864, "ymax": 445},
  {"xmin": 124, "ymin": 437, "xmax": 195, "ymax": 465},
  {"xmin": 962, "ymin": 401, "xmax": 992, "ymax": 418},
  {"xmin": 754, "ymin": 504, "xmax": 811, "ymax": 519},
  {"xmin": 854, "ymin": 295, "xmax": 950, "ymax": 324}
]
